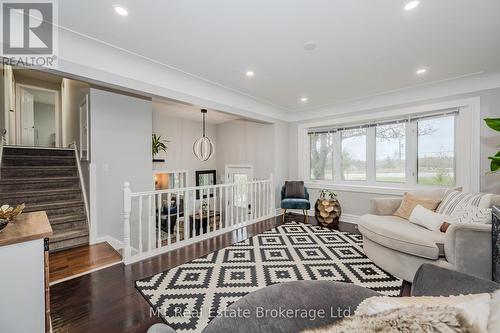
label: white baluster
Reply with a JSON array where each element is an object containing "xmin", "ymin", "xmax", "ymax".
[
  {"xmin": 199, "ymin": 188, "xmax": 203, "ymax": 237},
  {"xmin": 230, "ymin": 185, "xmax": 234, "ymax": 226},
  {"xmin": 157, "ymin": 194, "xmax": 161, "ymax": 249},
  {"xmin": 225, "ymin": 185, "xmax": 228, "ymax": 229},
  {"xmin": 148, "ymin": 195, "xmax": 152, "ymax": 252},
  {"xmin": 206, "ymin": 188, "xmax": 210, "ymax": 233},
  {"xmin": 138, "ymin": 196, "xmax": 143, "ymax": 254},
  {"xmin": 122, "ymin": 182, "xmax": 132, "ymax": 261},
  {"xmin": 176, "ymin": 191, "xmax": 180, "ymax": 243},
  {"xmin": 192, "ymin": 189, "xmax": 196, "ymax": 239},
  {"xmin": 167, "ymin": 192, "xmax": 171, "ymax": 245},
  {"xmin": 184, "ymin": 190, "xmax": 189, "ymax": 242},
  {"xmin": 270, "ymin": 174, "xmax": 275, "ymax": 217}
]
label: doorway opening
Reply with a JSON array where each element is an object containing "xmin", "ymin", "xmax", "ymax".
[
  {"xmin": 225, "ymin": 165, "xmax": 254, "ymax": 216},
  {"xmin": 17, "ymin": 85, "xmax": 59, "ymax": 147}
]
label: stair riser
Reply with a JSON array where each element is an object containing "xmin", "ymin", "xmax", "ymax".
[
  {"xmin": 1, "ymin": 168, "xmax": 77, "ymax": 178},
  {"xmin": 0, "ymin": 192, "xmax": 82, "ymax": 205},
  {"xmin": 51, "ymin": 220, "xmax": 88, "ymax": 232},
  {"xmin": 0, "ymin": 181, "xmax": 80, "ymax": 192},
  {"xmin": 50, "ymin": 214, "xmax": 87, "ymax": 225},
  {"xmin": 25, "ymin": 205, "xmax": 85, "ymax": 217},
  {"xmin": 1, "ymin": 158, "xmax": 76, "ymax": 167},
  {"xmin": 49, "ymin": 236, "xmax": 89, "ymax": 252},
  {"xmin": 3, "ymin": 148, "xmax": 74, "ymax": 157}
]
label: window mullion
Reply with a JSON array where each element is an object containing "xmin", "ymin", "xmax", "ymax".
[
  {"xmin": 333, "ymin": 131, "xmax": 342, "ymax": 182},
  {"xmin": 407, "ymin": 121, "xmax": 417, "ymax": 186},
  {"xmin": 366, "ymin": 127, "xmax": 376, "ymax": 184}
]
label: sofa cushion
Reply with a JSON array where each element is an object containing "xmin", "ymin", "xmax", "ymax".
[
  {"xmin": 393, "ymin": 192, "xmax": 441, "ymax": 220},
  {"xmin": 359, "ymin": 215, "xmax": 445, "ymax": 260},
  {"xmin": 281, "ymin": 198, "xmax": 310, "ymax": 210}
]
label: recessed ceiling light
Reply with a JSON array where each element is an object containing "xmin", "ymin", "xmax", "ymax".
[
  {"xmin": 404, "ymin": 1, "xmax": 420, "ymax": 11},
  {"xmin": 246, "ymin": 71, "xmax": 254, "ymax": 77},
  {"xmin": 300, "ymin": 97, "xmax": 308, "ymax": 102},
  {"xmin": 114, "ymin": 6, "xmax": 128, "ymax": 16},
  {"xmin": 304, "ymin": 42, "xmax": 317, "ymax": 51},
  {"xmin": 416, "ymin": 68, "xmax": 427, "ymax": 75}
]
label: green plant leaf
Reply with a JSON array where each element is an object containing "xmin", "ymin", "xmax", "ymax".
[
  {"xmin": 488, "ymin": 151, "xmax": 500, "ymax": 172},
  {"xmin": 485, "ymin": 118, "xmax": 500, "ymax": 132}
]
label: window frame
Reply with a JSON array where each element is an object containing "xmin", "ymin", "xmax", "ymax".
[{"xmin": 298, "ymin": 98, "xmax": 480, "ymax": 195}]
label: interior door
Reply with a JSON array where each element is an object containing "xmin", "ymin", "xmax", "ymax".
[
  {"xmin": 226, "ymin": 166, "xmax": 254, "ymax": 223},
  {"xmin": 20, "ymin": 88, "xmax": 35, "ymax": 146}
]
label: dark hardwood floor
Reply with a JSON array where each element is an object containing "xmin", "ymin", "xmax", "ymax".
[
  {"xmin": 49, "ymin": 215, "xmax": 382, "ymax": 333},
  {"xmin": 49, "ymin": 242, "xmax": 122, "ymax": 284}
]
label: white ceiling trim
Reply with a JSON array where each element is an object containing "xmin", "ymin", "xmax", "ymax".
[
  {"xmin": 54, "ymin": 26, "xmax": 500, "ymax": 125},
  {"xmin": 56, "ymin": 28, "xmax": 288, "ymax": 123},
  {"xmin": 288, "ymin": 71, "xmax": 500, "ymax": 122}
]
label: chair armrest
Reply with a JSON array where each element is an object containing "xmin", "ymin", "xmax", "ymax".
[
  {"xmin": 444, "ymin": 223, "xmax": 492, "ymax": 280},
  {"xmin": 371, "ymin": 197, "xmax": 402, "ymax": 215},
  {"xmin": 412, "ymin": 264, "xmax": 499, "ymax": 296}
]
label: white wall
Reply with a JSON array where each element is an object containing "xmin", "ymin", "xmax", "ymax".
[
  {"xmin": 152, "ymin": 112, "xmax": 217, "ymax": 186},
  {"xmin": 90, "ymin": 88, "xmax": 153, "ymax": 242},
  {"xmin": 289, "ymin": 87, "xmax": 500, "ymax": 217},
  {"xmin": 215, "ymin": 120, "xmax": 275, "ymax": 182}
]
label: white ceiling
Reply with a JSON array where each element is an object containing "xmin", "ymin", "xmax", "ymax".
[
  {"xmin": 153, "ymin": 99, "xmax": 241, "ymax": 124},
  {"xmin": 59, "ymin": 0, "xmax": 500, "ymax": 113}
]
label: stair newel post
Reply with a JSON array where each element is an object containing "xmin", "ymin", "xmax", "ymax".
[{"xmin": 123, "ymin": 182, "xmax": 132, "ymax": 262}]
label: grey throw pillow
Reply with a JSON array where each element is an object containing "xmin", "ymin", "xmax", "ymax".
[{"xmin": 285, "ymin": 181, "xmax": 305, "ymax": 198}]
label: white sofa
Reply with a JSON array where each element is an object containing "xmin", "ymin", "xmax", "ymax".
[{"xmin": 358, "ymin": 189, "xmax": 500, "ymax": 282}]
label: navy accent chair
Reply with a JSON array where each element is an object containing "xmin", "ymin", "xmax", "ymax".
[{"xmin": 280, "ymin": 185, "xmax": 311, "ymax": 223}]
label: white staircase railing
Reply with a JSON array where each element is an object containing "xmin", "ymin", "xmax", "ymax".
[
  {"xmin": 122, "ymin": 174, "xmax": 274, "ymax": 264},
  {"xmin": 69, "ymin": 142, "xmax": 91, "ymax": 228}
]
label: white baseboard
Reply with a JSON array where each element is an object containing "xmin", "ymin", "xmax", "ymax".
[
  {"xmin": 91, "ymin": 236, "xmax": 124, "ymax": 250},
  {"xmin": 275, "ymin": 208, "xmax": 360, "ymax": 224}
]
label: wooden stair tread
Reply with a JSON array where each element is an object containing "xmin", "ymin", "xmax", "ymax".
[
  {"xmin": 50, "ymin": 214, "xmax": 87, "ymax": 225},
  {"xmin": 2, "ymin": 155, "xmax": 75, "ymax": 159},
  {"xmin": 24, "ymin": 200, "xmax": 84, "ymax": 211},
  {"xmin": 0, "ymin": 188, "xmax": 81, "ymax": 197},
  {"xmin": 1, "ymin": 165, "xmax": 77, "ymax": 170}
]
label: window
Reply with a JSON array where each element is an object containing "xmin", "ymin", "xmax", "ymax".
[
  {"xmin": 417, "ymin": 116, "xmax": 455, "ymax": 186},
  {"xmin": 376, "ymin": 123, "xmax": 406, "ymax": 183},
  {"xmin": 341, "ymin": 128, "xmax": 366, "ymax": 180},
  {"xmin": 310, "ymin": 132, "xmax": 334, "ymax": 180},
  {"xmin": 307, "ymin": 110, "xmax": 458, "ymax": 187}
]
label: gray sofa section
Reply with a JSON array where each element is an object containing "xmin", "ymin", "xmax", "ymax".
[
  {"xmin": 148, "ymin": 264, "xmax": 499, "ymax": 333},
  {"xmin": 359, "ymin": 191, "xmax": 500, "ymax": 282}
]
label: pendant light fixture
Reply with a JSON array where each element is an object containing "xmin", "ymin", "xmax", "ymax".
[{"xmin": 193, "ymin": 109, "xmax": 214, "ymax": 161}]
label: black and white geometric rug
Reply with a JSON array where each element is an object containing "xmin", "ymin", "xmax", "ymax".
[{"xmin": 136, "ymin": 222, "xmax": 402, "ymax": 333}]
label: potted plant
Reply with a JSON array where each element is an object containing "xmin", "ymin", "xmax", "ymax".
[
  {"xmin": 152, "ymin": 134, "xmax": 169, "ymax": 162},
  {"xmin": 485, "ymin": 118, "xmax": 500, "ymax": 173},
  {"xmin": 319, "ymin": 189, "xmax": 337, "ymax": 199},
  {"xmin": 485, "ymin": 118, "xmax": 500, "ymax": 282}
]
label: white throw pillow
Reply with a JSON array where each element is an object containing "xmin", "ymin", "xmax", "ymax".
[
  {"xmin": 408, "ymin": 204, "xmax": 448, "ymax": 231},
  {"xmin": 445, "ymin": 206, "xmax": 492, "ymax": 225},
  {"xmin": 488, "ymin": 289, "xmax": 500, "ymax": 333},
  {"xmin": 356, "ymin": 293, "xmax": 492, "ymax": 333}
]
